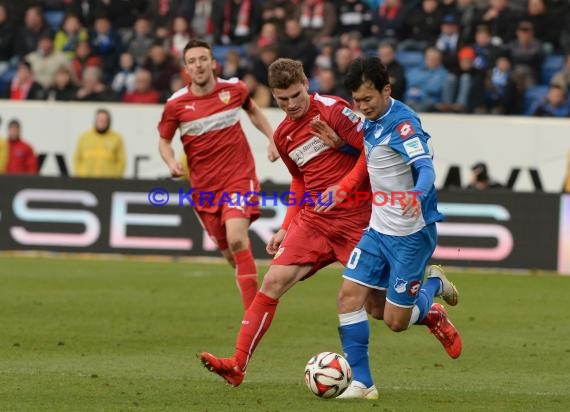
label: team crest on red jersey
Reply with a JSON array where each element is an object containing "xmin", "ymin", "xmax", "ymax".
[
  {"xmin": 218, "ymin": 90, "xmax": 231, "ymax": 104},
  {"xmin": 396, "ymin": 121, "xmax": 415, "ymax": 139}
]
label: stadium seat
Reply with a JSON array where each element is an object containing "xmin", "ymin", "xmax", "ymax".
[
  {"xmin": 541, "ymin": 54, "xmax": 565, "ymax": 85},
  {"xmin": 212, "ymin": 45, "xmax": 247, "ymax": 63},
  {"xmin": 395, "ymin": 51, "xmax": 424, "ymax": 69},
  {"xmin": 523, "ymin": 85, "xmax": 549, "ymax": 115}
]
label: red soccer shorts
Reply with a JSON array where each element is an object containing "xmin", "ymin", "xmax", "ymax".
[
  {"xmin": 271, "ymin": 210, "xmax": 368, "ymax": 278},
  {"xmin": 194, "ymin": 200, "xmax": 260, "ymax": 251}
]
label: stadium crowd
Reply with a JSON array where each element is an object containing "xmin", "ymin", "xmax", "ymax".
[{"xmin": 0, "ymin": 0, "xmax": 569, "ymax": 116}]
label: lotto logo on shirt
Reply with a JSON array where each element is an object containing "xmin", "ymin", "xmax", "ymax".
[{"xmin": 396, "ymin": 121, "xmax": 414, "ymax": 139}]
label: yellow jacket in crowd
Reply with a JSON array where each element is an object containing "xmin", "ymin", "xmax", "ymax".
[
  {"xmin": 0, "ymin": 138, "xmax": 7, "ymax": 173},
  {"xmin": 74, "ymin": 129, "xmax": 126, "ymax": 177}
]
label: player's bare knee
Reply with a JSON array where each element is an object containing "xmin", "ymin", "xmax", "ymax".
[
  {"xmin": 336, "ymin": 288, "xmax": 361, "ymax": 313},
  {"xmin": 384, "ymin": 318, "xmax": 408, "ymax": 332},
  {"xmin": 260, "ymin": 271, "xmax": 289, "ymax": 298},
  {"xmin": 228, "ymin": 238, "xmax": 245, "ymax": 253}
]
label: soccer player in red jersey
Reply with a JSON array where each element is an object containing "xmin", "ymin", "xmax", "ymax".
[
  {"xmin": 157, "ymin": 40, "xmax": 278, "ymax": 310},
  {"xmin": 200, "ymin": 58, "xmax": 384, "ymax": 388}
]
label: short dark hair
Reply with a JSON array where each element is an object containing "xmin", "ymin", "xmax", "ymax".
[
  {"xmin": 8, "ymin": 119, "xmax": 20, "ymax": 128},
  {"xmin": 344, "ymin": 56, "xmax": 390, "ymax": 93},
  {"xmin": 268, "ymin": 58, "xmax": 307, "ymax": 89},
  {"xmin": 182, "ymin": 39, "xmax": 213, "ymax": 60}
]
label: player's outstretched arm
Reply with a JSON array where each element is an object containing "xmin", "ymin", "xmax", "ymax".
[
  {"xmin": 246, "ymin": 101, "xmax": 280, "ymax": 162},
  {"xmin": 158, "ymin": 137, "xmax": 184, "ymax": 178}
]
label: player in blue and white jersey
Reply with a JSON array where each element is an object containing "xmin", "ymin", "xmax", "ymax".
[{"xmin": 327, "ymin": 56, "xmax": 463, "ymax": 399}]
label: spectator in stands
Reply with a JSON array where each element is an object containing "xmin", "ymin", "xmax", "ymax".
[
  {"xmin": 475, "ymin": 0, "xmax": 521, "ymax": 45},
  {"xmin": 260, "ymin": 0, "xmax": 299, "ymax": 31},
  {"xmin": 145, "ymin": 0, "xmax": 194, "ymax": 29},
  {"xmin": 335, "ymin": 0, "xmax": 373, "ymax": 38},
  {"xmin": 169, "ymin": 16, "xmax": 191, "ymax": 60},
  {"xmin": 332, "ymin": 46, "xmax": 353, "ymax": 100},
  {"xmin": 483, "ymin": 52, "xmax": 519, "ymax": 114},
  {"xmin": 46, "ymin": 65, "xmax": 78, "ymax": 101},
  {"xmin": 242, "ymin": 71, "xmax": 272, "ymax": 108},
  {"xmin": 529, "ymin": 84, "xmax": 570, "ymax": 117},
  {"xmin": 299, "ymin": 0, "xmax": 337, "ymax": 45},
  {"xmin": 506, "ymin": 20, "xmax": 544, "ymax": 89},
  {"xmin": 436, "ymin": 14, "xmax": 463, "ymax": 71},
  {"xmin": 523, "ymin": 0, "xmax": 557, "ymax": 52},
  {"xmin": 456, "ymin": 0, "xmax": 478, "ymax": 44},
  {"xmin": 378, "ymin": 41, "xmax": 406, "ymax": 101},
  {"xmin": 251, "ymin": 44, "xmax": 279, "ymax": 87},
  {"xmin": 26, "ymin": 33, "xmax": 71, "ymax": 90},
  {"xmin": 14, "ymin": 5, "xmax": 52, "ymax": 58},
  {"xmin": 368, "ymin": 0, "xmax": 408, "ymax": 46},
  {"xmin": 0, "ymin": 3, "xmax": 16, "ymax": 77},
  {"xmin": 111, "ymin": 52, "xmax": 137, "ymax": 97},
  {"xmin": 71, "ymin": 40, "xmax": 102, "ymax": 83},
  {"xmin": 212, "ymin": 0, "xmax": 260, "ymax": 46},
  {"xmin": 143, "ymin": 42, "xmax": 180, "ymax": 94},
  {"xmin": 54, "ymin": 13, "xmax": 88, "ymax": 59},
  {"xmin": 74, "ymin": 108, "xmax": 126, "ymax": 178},
  {"xmin": 314, "ymin": 67, "xmax": 343, "ymax": 96},
  {"xmin": 8, "ymin": 60, "xmax": 45, "ymax": 100},
  {"xmin": 279, "ymin": 18, "xmax": 318, "ymax": 76},
  {"xmin": 160, "ymin": 73, "xmax": 185, "ymax": 103},
  {"xmin": 551, "ymin": 53, "xmax": 570, "ymax": 93},
  {"xmin": 405, "ymin": 46, "xmax": 449, "ymax": 112},
  {"xmin": 437, "ymin": 46, "xmax": 484, "ymax": 113},
  {"xmin": 76, "ymin": 66, "xmax": 117, "ymax": 102},
  {"xmin": 5, "ymin": 119, "xmax": 38, "ymax": 175},
  {"xmin": 123, "ymin": 68, "xmax": 161, "ymax": 104},
  {"xmin": 399, "ymin": 0, "xmax": 442, "ymax": 51},
  {"xmin": 314, "ymin": 40, "xmax": 335, "ymax": 71},
  {"xmin": 466, "ymin": 162, "xmax": 503, "ymax": 190},
  {"xmin": 254, "ymin": 21, "xmax": 280, "ymax": 52},
  {"xmin": 90, "ymin": 15, "xmax": 122, "ymax": 80},
  {"xmin": 220, "ymin": 49, "xmax": 245, "ymax": 79},
  {"xmin": 472, "ymin": 24, "xmax": 500, "ymax": 72},
  {"xmin": 0, "ymin": 116, "xmax": 6, "ymax": 173},
  {"xmin": 125, "ymin": 16, "xmax": 157, "ymax": 67}
]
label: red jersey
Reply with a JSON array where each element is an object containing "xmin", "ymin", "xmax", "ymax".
[
  {"xmin": 274, "ymin": 93, "xmax": 370, "ymax": 218},
  {"xmin": 157, "ymin": 78, "xmax": 258, "ymax": 195},
  {"xmin": 6, "ymin": 138, "xmax": 37, "ymax": 174}
]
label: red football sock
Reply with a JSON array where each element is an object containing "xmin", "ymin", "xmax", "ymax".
[
  {"xmin": 234, "ymin": 291, "xmax": 279, "ymax": 370},
  {"xmin": 233, "ymin": 248, "xmax": 258, "ymax": 309}
]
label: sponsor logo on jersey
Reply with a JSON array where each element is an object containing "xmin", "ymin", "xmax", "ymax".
[
  {"xmin": 408, "ymin": 280, "xmax": 421, "ymax": 297},
  {"xmin": 286, "ymin": 135, "xmax": 293, "ymax": 141},
  {"xmin": 184, "ymin": 103, "xmax": 196, "ymax": 110},
  {"xmin": 403, "ymin": 137, "xmax": 425, "ymax": 157},
  {"xmin": 342, "ymin": 107, "xmax": 360, "ymax": 123},
  {"xmin": 394, "ymin": 277, "xmax": 407, "ymax": 294},
  {"xmin": 397, "ymin": 121, "xmax": 415, "ymax": 139},
  {"xmin": 288, "ymin": 135, "xmax": 330, "ymax": 167},
  {"xmin": 218, "ymin": 90, "xmax": 231, "ymax": 104}
]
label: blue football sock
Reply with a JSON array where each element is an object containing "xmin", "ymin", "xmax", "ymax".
[
  {"xmin": 338, "ymin": 309, "xmax": 373, "ymax": 388},
  {"xmin": 414, "ymin": 277, "xmax": 440, "ymax": 324}
]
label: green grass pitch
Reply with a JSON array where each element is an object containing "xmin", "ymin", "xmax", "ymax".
[{"xmin": 0, "ymin": 256, "xmax": 569, "ymax": 411}]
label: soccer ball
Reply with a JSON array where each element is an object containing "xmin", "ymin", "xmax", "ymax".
[{"xmin": 304, "ymin": 352, "xmax": 352, "ymax": 398}]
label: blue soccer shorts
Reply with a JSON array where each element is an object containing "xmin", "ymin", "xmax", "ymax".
[{"xmin": 343, "ymin": 223, "xmax": 437, "ymax": 308}]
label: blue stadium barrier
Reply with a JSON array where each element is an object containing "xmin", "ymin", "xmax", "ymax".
[
  {"xmin": 523, "ymin": 85, "xmax": 549, "ymax": 114},
  {"xmin": 541, "ymin": 54, "xmax": 564, "ymax": 85},
  {"xmin": 212, "ymin": 45, "xmax": 247, "ymax": 63},
  {"xmin": 395, "ymin": 51, "xmax": 424, "ymax": 69}
]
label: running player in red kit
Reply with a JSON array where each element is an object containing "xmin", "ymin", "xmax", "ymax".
[
  {"xmin": 200, "ymin": 58, "xmax": 382, "ymax": 388},
  {"xmin": 157, "ymin": 39, "xmax": 278, "ymax": 310}
]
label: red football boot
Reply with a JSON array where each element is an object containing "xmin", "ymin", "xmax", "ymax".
[
  {"xmin": 200, "ymin": 352, "xmax": 245, "ymax": 387},
  {"xmin": 422, "ymin": 303, "xmax": 462, "ymax": 359}
]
